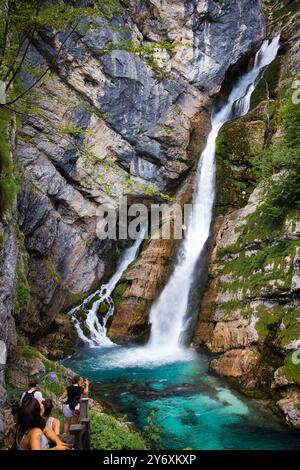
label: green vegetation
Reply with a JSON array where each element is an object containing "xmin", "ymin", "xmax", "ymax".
[
  {"xmin": 112, "ymin": 282, "xmax": 129, "ymax": 309},
  {"xmin": 0, "ymin": 1, "xmax": 122, "ymax": 107},
  {"xmin": 18, "ymin": 346, "xmax": 40, "ymax": 361},
  {"xmin": 255, "ymin": 305, "xmax": 286, "ymax": 338},
  {"xmin": 250, "ymin": 56, "xmax": 282, "ymax": 107},
  {"xmin": 264, "ymin": 0, "xmax": 300, "ymax": 24},
  {"xmin": 90, "ymin": 411, "xmax": 148, "ymax": 450},
  {"xmin": 218, "ymin": 238, "xmax": 296, "ymax": 299},
  {"xmin": 215, "ymin": 113, "xmax": 263, "ymax": 213},
  {"xmin": 214, "ymin": 69, "xmax": 300, "ymax": 404},
  {"xmin": 5, "ymin": 381, "xmax": 22, "ymax": 402},
  {"xmin": 217, "ymin": 81, "xmax": 300, "ymax": 252},
  {"xmin": 14, "ymin": 259, "xmax": 30, "ymax": 315},
  {"xmin": 281, "ymin": 353, "xmax": 300, "ymax": 386},
  {"xmin": 249, "ymin": 90, "xmax": 300, "ymax": 234},
  {"xmin": 277, "ymin": 309, "xmax": 300, "ymax": 348},
  {"xmin": 143, "ymin": 410, "xmax": 164, "ymax": 450},
  {"xmin": 0, "ymin": 109, "xmax": 18, "ymax": 216},
  {"xmin": 56, "ymin": 123, "xmax": 87, "ymax": 137},
  {"xmin": 12, "ymin": 223, "xmax": 31, "ymax": 315},
  {"xmin": 103, "ymin": 40, "xmax": 185, "ymax": 80}
]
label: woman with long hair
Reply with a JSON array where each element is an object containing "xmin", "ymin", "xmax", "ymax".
[
  {"xmin": 43, "ymin": 399, "xmax": 60, "ymax": 436},
  {"xmin": 16, "ymin": 397, "xmax": 70, "ymax": 450}
]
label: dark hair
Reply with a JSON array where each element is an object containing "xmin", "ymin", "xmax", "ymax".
[
  {"xmin": 29, "ymin": 379, "xmax": 38, "ymax": 388},
  {"xmin": 42, "ymin": 399, "xmax": 53, "ymax": 418},
  {"xmin": 72, "ymin": 375, "xmax": 80, "ymax": 384},
  {"xmin": 17, "ymin": 397, "xmax": 45, "ymax": 433}
]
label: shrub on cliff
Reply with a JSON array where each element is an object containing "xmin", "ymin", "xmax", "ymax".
[{"xmin": 90, "ymin": 411, "xmax": 148, "ymax": 450}]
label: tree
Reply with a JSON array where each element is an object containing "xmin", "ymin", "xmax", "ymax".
[
  {"xmin": 0, "ymin": 0, "xmax": 122, "ymax": 107},
  {"xmin": 0, "ymin": 0, "xmax": 121, "ymax": 217}
]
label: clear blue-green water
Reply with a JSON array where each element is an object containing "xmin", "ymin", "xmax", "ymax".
[{"xmin": 64, "ymin": 346, "xmax": 300, "ymax": 450}]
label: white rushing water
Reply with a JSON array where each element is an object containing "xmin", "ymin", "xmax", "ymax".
[
  {"xmin": 72, "ymin": 36, "xmax": 280, "ymax": 365},
  {"xmin": 70, "ymin": 227, "xmax": 147, "ymax": 347},
  {"xmin": 143, "ymin": 35, "xmax": 280, "ymax": 360}
]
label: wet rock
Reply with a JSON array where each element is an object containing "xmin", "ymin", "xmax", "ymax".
[
  {"xmin": 277, "ymin": 386, "xmax": 300, "ymax": 429},
  {"xmin": 208, "ymin": 319, "xmax": 259, "ymax": 352},
  {"xmin": 210, "ymin": 348, "xmax": 260, "ymax": 378},
  {"xmin": 272, "ymin": 367, "xmax": 295, "ymax": 389}
]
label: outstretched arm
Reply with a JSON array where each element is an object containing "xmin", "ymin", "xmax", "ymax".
[
  {"xmin": 43, "ymin": 426, "xmax": 63, "ymax": 446},
  {"xmin": 83, "ymin": 380, "xmax": 90, "ymax": 396},
  {"xmin": 60, "ymin": 389, "xmax": 67, "ymax": 400},
  {"xmin": 53, "ymin": 418, "xmax": 61, "ymax": 436}
]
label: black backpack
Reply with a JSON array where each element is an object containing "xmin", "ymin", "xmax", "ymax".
[{"xmin": 11, "ymin": 390, "xmax": 34, "ymax": 416}]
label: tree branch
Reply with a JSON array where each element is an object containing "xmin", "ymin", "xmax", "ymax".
[
  {"xmin": 2, "ymin": 19, "xmax": 80, "ymax": 107},
  {"xmin": 2, "ymin": 32, "xmax": 28, "ymax": 82},
  {"xmin": 0, "ymin": 2, "xmax": 9, "ymax": 68}
]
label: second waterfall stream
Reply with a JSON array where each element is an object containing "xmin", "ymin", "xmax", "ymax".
[{"xmin": 71, "ymin": 36, "xmax": 280, "ymax": 364}]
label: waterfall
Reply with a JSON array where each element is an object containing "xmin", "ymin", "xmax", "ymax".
[
  {"xmin": 70, "ymin": 36, "xmax": 280, "ymax": 363},
  {"xmin": 145, "ymin": 36, "xmax": 280, "ymax": 358},
  {"xmin": 70, "ymin": 227, "xmax": 146, "ymax": 347}
]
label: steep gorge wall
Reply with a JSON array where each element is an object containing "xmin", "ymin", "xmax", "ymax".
[
  {"xmin": 0, "ymin": 0, "xmax": 266, "ymax": 362},
  {"xmin": 193, "ymin": 0, "xmax": 300, "ymax": 428},
  {"xmin": 107, "ymin": 0, "xmax": 266, "ymax": 341}
]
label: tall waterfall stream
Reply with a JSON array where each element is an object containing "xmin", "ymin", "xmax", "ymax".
[{"xmin": 64, "ymin": 36, "xmax": 300, "ymax": 449}]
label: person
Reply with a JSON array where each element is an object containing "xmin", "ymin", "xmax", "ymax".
[
  {"xmin": 20, "ymin": 379, "xmax": 43, "ymax": 404},
  {"xmin": 43, "ymin": 399, "xmax": 60, "ymax": 436},
  {"xmin": 16, "ymin": 397, "xmax": 70, "ymax": 450},
  {"xmin": 60, "ymin": 375, "xmax": 89, "ymax": 433}
]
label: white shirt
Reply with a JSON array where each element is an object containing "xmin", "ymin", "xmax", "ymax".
[{"xmin": 21, "ymin": 389, "xmax": 43, "ymax": 403}]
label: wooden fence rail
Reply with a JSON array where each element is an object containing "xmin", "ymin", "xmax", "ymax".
[{"xmin": 69, "ymin": 397, "xmax": 90, "ymax": 450}]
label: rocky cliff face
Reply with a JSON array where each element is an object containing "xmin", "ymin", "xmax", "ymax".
[
  {"xmin": 193, "ymin": 0, "xmax": 300, "ymax": 428},
  {"xmin": 106, "ymin": 0, "xmax": 266, "ymax": 340},
  {"xmin": 0, "ymin": 0, "xmax": 266, "ymax": 366}
]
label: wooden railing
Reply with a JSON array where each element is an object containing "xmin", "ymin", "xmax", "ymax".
[{"xmin": 69, "ymin": 397, "xmax": 90, "ymax": 450}]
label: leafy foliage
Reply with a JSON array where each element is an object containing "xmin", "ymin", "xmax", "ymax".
[
  {"xmin": 0, "ymin": 108, "xmax": 18, "ymax": 215},
  {"xmin": 14, "ymin": 259, "xmax": 30, "ymax": 315},
  {"xmin": 234, "ymin": 90, "xmax": 300, "ymax": 245},
  {"xmin": 142, "ymin": 410, "xmax": 164, "ymax": 450},
  {"xmin": 90, "ymin": 410, "xmax": 148, "ymax": 450},
  {"xmin": 102, "ymin": 39, "xmax": 183, "ymax": 79},
  {"xmin": 0, "ymin": 0, "xmax": 122, "ymax": 106}
]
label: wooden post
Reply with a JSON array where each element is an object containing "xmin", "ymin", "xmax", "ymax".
[{"xmin": 69, "ymin": 397, "xmax": 90, "ymax": 450}]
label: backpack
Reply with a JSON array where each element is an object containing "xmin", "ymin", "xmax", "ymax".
[{"xmin": 11, "ymin": 390, "xmax": 34, "ymax": 416}]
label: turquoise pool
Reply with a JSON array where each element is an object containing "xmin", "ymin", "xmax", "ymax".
[{"xmin": 64, "ymin": 346, "xmax": 300, "ymax": 450}]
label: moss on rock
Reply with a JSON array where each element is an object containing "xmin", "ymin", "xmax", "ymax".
[
  {"xmin": 112, "ymin": 282, "xmax": 129, "ymax": 310},
  {"xmin": 216, "ymin": 112, "xmax": 264, "ymax": 214}
]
